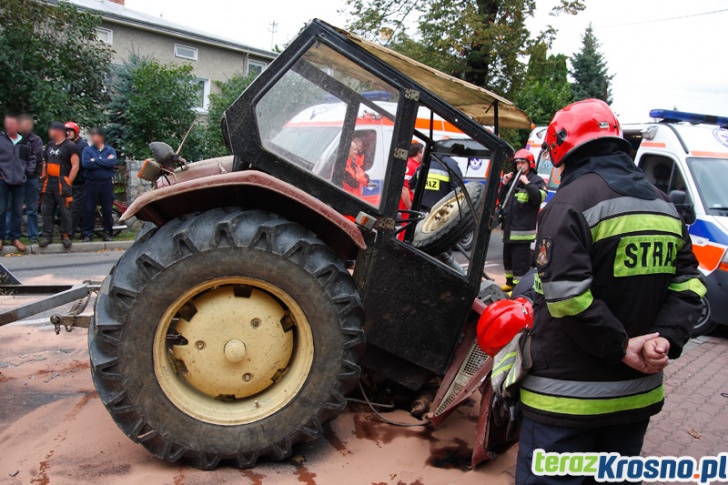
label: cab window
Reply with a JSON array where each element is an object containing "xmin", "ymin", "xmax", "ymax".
[
  {"xmin": 255, "ymin": 42, "xmax": 398, "ymax": 208},
  {"xmin": 638, "ymin": 154, "xmax": 688, "ymax": 195}
]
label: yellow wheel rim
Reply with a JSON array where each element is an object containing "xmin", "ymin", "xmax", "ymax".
[
  {"xmin": 421, "ymin": 192, "xmax": 465, "ymax": 234},
  {"xmin": 153, "ymin": 277, "xmax": 314, "ymax": 425}
]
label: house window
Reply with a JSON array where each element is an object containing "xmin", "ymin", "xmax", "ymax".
[
  {"xmin": 193, "ymin": 78, "xmax": 210, "ymax": 112},
  {"xmin": 247, "ymin": 60, "xmax": 267, "ymax": 77},
  {"xmin": 96, "ymin": 27, "xmax": 113, "ymax": 44},
  {"xmin": 175, "ymin": 44, "xmax": 198, "ymax": 61}
]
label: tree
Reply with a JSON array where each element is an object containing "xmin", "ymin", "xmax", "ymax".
[
  {"xmin": 570, "ymin": 25, "xmax": 613, "ymax": 104},
  {"xmin": 346, "ymin": 0, "xmax": 584, "ymax": 97},
  {"xmin": 0, "ymin": 0, "xmax": 112, "ymax": 132},
  {"xmin": 107, "ymin": 53, "xmax": 199, "ymax": 160},
  {"xmin": 201, "ymin": 73, "xmax": 256, "ymax": 158},
  {"xmin": 517, "ymin": 42, "xmax": 574, "ymax": 127}
]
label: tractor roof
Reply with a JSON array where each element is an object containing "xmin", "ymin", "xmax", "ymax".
[{"xmin": 326, "ymin": 21, "xmax": 531, "ymax": 130}]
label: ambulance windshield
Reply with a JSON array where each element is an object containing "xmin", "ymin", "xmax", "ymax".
[{"xmin": 687, "ymin": 157, "xmax": 728, "ymax": 214}]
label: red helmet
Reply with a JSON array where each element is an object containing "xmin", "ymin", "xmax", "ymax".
[
  {"xmin": 476, "ymin": 297, "xmax": 533, "ymax": 357},
  {"xmin": 64, "ymin": 121, "xmax": 80, "ymax": 136},
  {"xmin": 544, "ymin": 99, "xmax": 630, "ymax": 167},
  {"xmin": 513, "ymin": 148, "xmax": 536, "ymax": 169}
]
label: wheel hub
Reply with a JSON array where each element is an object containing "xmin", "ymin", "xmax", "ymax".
[{"xmin": 171, "ymin": 285, "xmax": 294, "ymax": 399}]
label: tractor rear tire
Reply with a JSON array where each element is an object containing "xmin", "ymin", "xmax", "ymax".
[
  {"xmin": 89, "ymin": 208, "xmax": 365, "ymax": 469},
  {"xmin": 412, "ymin": 182, "xmax": 484, "ymax": 255}
]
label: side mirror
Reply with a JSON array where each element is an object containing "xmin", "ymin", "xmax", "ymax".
[{"xmin": 669, "ymin": 190, "xmax": 696, "ymax": 225}]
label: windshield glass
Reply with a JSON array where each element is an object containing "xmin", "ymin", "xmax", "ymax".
[
  {"xmin": 687, "ymin": 157, "xmax": 728, "ymax": 215},
  {"xmin": 255, "ymin": 42, "xmax": 399, "ymax": 208}
]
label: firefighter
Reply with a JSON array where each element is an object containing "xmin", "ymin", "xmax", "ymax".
[
  {"xmin": 410, "ymin": 153, "xmax": 463, "ymax": 211},
  {"xmin": 499, "ymin": 149, "xmax": 546, "ymax": 291},
  {"xmin": 516, "ymin": 99, "xmax": 706, "ymax": 484},
  {"xmin": 39, "ymin": 122, "xmax": 80, "ymax": 249}
]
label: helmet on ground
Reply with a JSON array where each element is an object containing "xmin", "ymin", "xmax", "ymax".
[
  {"xmin": 477, "ymin": 297, "xmax": 533, "ymax": 357},
  {"xmin": 64, "ymin": 121, "xmax": 80, "ymax": 136},
  {"xmin": 513, "ymin": 148, "xmax": 536, "ymax": 170},
  {"xmin": 544, "ymin": 98, "xmax": 630, "ymax": 167}
]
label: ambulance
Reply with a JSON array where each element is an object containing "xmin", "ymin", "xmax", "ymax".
[
  {"xmin": 275, "ymin": 92, "xmax": 490, "ymax": 207},
  {"xmin": 526, "ymin": 126, "xmax": 560, "ymax": 204},
  {"xmin": 624, "ymin": 109, "xmax": 728, "ymax": 335}
]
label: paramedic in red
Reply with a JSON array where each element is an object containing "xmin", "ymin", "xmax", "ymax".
[
  {"xmin": 343, "ymin": 137, "xmax": 368, "ymax": 197},
  {"xmin": 39, "ymin": 122, "xmax": 80, "ymax": 249}
]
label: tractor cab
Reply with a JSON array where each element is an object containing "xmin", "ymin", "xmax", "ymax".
[{"xmin": 222, "ymin": 20, "xmax": 530, "ymax": 389}]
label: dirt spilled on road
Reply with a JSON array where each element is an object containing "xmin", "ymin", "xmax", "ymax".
[{"xmin": 0, "ymin": 323, "xmax": 517, "ymax": 484}]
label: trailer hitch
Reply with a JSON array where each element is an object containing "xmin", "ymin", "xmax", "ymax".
[{"xmin": 1, "ymin": 260, "xmax": 100, "ymax": 332}]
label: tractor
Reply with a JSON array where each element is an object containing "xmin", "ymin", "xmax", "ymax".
[{"xmin": 0, "ymin": 20, "xmax": 531, "ymax": 469}]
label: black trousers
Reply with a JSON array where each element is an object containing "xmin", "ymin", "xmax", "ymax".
[
  {"xmin": 70, "ymin": 183, "xmax": 85, "ymax": 237},
  {"xmin": 41, "ymin": 181, "xmax": 72, "ymax": 238},
  {"xmin": 516, "ymin": 416, "xmax": 650, "ymax": 485},
  {"xmin": 83, "ymin": 179, "xmax": 114, "ymax": 238},
  {"xmin": 503, "ymin": 242, "xmax": 532, "ymax": 282}
]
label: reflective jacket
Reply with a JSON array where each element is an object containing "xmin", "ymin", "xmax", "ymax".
[
  {"xmin": 521, "ymin": 152, "xmax": 705, "ymax": 428},
  {"xmin": 411, "ymin": 156, "xmax": 463, "ymax": 210},
  {"xmin": 499, "ymin": 170, "xmax": 546, "ymax": 244}
]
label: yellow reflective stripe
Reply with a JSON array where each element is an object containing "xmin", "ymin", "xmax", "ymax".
[
  {"xmin": 590, "ymin": 214, "xmax": 683, "ymax": 243},
  {"xmin": 516, "ymin": 192, "xmax": 529, "ymax": 203},
  {"xmin": 668, "ymin": 277, "xmax": 707, "ymax": 298},
  {"xmin": 520, "ymin": 385, "xmax": 664, "ymax": 416},
  {"xmin": 546, "ymin": 289, "xmax": 593, "ymax": 318},
  {"xmin": 492, "ymin": 351, "xmax": 517, "ymax": 377},
  {"xmin": 539, "ymin": 190, "xmax": 547, "ymax": 203},
  {"xmin": 427, "ymin": 174, "xmax": 450, "ymax": 182},
  {"xmin": 533, "ymin": 273, "xmax": 543, "ymax": 294}
]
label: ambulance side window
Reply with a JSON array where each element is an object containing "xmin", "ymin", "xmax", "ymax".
[{"xmin": 638, "ymin": 154, "xmax": 689, "ymax": 197}]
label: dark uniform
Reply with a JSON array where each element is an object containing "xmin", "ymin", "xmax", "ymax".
[
  {"xmin": 411, "ymin": 155, "xmax": 463, "ymax": 210},
  {"xmin": 41, "ymin": 140, "xmax": 79, "ymax": 240},
  {"xmin": 70, "ymin": 137, "xmax": 88, "ymax": 238},
  {"xmin": 499, "ymin": 170, "xmax": 547, "ymax": 286},
  {"xmin": 516, "ymin": 151, "xmax": 706, "ymax": 484}
]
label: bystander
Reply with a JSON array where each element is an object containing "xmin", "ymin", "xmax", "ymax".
[
  {"xmin": 0, "ymin": 115, "xmax": 35, "ymax": 252},
  {"xmin": 18, "ymin": 114, "xmax": 43, "ymax": 243},
  {"xmin": 65, "ymin": 121, "xmax": 88, "ymax": 239},
  {"xmin": 81, "ymin": 127, "xmax": 117, "ymax": 242}
]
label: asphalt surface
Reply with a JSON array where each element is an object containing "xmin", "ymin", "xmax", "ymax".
[{"xmin": 1, "ymin": 251, "xmax": 122, "ymax": 284}]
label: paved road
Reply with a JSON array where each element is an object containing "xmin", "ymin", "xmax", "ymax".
[{"xmin": 1, "ymin": 251, "xmax": 122, "ymax": 284}]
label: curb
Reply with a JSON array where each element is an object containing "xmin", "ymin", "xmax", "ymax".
[{"xmin": 1, "ymin": 240, "xmax": 133, "ymax": 256}]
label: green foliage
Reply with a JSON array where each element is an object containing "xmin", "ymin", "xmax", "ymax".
[
  {"xmin": 346, "ymin": 0, "xmax": 584, "ymax": 98},
  {"xmin": 0, "ymin": 0, "xmax": 112, "ymax": 134},
  {"xmin": 516, "ymin": 42, "xmax": 574, "ymax": 127},
  {"xmin": 201, "ymin": 73, "xmax": 256, "ymax": 158},
  {"xmin": 570, "ymin": 25, "xmax": 613, "ymax": 104},
  {"xmin": 107, "ymin": 53, "xmax": 199, "ymax": 160}
]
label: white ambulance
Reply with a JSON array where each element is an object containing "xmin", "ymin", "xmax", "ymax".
[{"xmin": 624, "ymin": 109, "xmax": 728, "ymax": 335}]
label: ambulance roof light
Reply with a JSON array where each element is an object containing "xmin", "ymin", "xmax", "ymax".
[{"xmin": 649, "ymin": 109, "xmax": 728, "ymax": 129}]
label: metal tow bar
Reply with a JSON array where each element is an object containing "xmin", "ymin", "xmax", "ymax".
[{"xmin": 1, "ymin": 260, "xmax": 100, "ymax": 333}]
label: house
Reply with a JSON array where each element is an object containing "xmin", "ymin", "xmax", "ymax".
[{"xmin": 61, "ymin": 0, "xmax": 277, "ymax": 114}]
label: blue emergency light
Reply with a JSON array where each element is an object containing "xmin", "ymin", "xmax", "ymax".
[{"xmin": 650, "ymin": 109, "xmax": 728, "ymax": 128}]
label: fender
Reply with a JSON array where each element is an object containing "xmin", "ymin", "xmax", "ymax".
[{"xmin": 122, "ymin": 169, "xmax": 366, "ymax": 260}]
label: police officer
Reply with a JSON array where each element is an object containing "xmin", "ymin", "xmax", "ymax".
[
  {"xmin": 410, "ymin": 154, "xmax": 463, "ymax": 211},
  {"xmin": 516, "ymin": 99, "xmax": 706, "ymax": 484},
  {"xmin": 499, "ymin": 149, "xmax": 546, "ymax": 291}
]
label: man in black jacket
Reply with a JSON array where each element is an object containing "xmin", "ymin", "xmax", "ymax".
[
  {"xmin": 410, "ymin": 154, "xmax": 463, "ymax": 211},
  {"xmin": 0, "ymin": 114, "xmax": 35, "ymax": 252},
  {"xmin": 516, "ymin": 99, "xmax": 705, "ymax": 484},
  {"xmin": 498, "ymin": 149, "xmax": 546, "ymax": 291},
  {"xmin": 18, "ymin": 114, "xmax": 43, "ymax": 243},
  {"xmin": 65, "ymin": 121, "xmax": 88, "ymax": 239}
]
